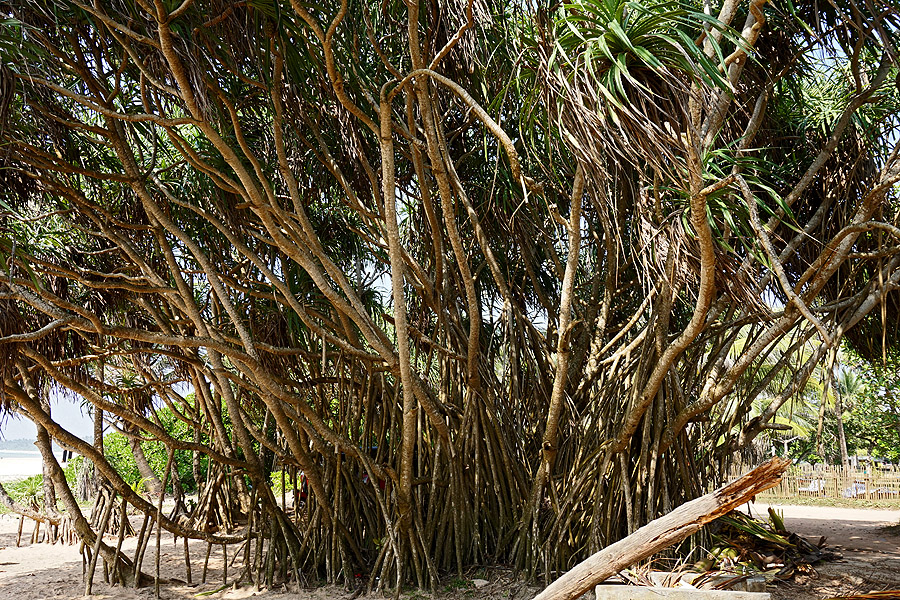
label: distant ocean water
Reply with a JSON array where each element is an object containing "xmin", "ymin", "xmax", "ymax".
[
  {"xmin": 0, "ymin": 450, "xmax": 65, "ymax": 482},
  {"xmin": 0, "ymin": 450, "xmax": 42, "ymax": 457}
]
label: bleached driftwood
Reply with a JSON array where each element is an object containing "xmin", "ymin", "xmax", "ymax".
[{"xmin": 532, "ymin": 457, "xmax": 791, "ymax": 600}]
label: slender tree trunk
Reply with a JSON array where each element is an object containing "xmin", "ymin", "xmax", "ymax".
[
  {"xmin": 836, "ymin": 394, "xmax": 851, "ymax": 471},
  {"xmin": 16, "ymin": 362, "xmax": 57, "ymax": 513},
  {"xmin": 38, "ymin": 412, "xmax": 58, "ymax": 512},
  {"xmin": 127, "ymin": 425, "xmax": 163, "ymax": 497},
  {"xmin": 192, "ymin": 425, "xmax": 202, "ymax": 493},
  {"xmin": 380, "ymin": 86, "xmax": 417, "ymax": 581},
  {"xmin": 815, "ymin": 400, "xmax": 828, "ymax": 460},
  {"xmin": 37, "ymin": 433, "xmax": 140, "ymax": 586},
  {"xmin": 816, "ymin": 347, "xmax": 838, "ymax": 460},
  {"xmin": 526, "ymin": 165, "xmax": 585, "ymax": 529},
  {"xmin": 8, "ymin": 374, "xmax": 140, "ymax": 583},
  {"xmin": 93, "ymin": 364, "xmax": 105, "ymax": 500}
]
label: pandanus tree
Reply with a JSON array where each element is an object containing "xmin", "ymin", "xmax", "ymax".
[{"xmin": 0, "ymin": 0, "xmax": 898, "ymax": 591}]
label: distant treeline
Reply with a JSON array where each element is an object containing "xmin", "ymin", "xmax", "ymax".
[{"xmin": 0, "ymin": 437, "xmax": 92, "ymax": 452}]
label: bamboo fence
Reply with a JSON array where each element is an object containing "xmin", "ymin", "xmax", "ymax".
[{"xmin": 728, "ymin": 464, "xmax": 900, "ymax": 501}]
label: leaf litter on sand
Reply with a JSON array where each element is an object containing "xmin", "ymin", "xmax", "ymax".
[
  {"xmin": 706, "ymin": 507, "xmax": 842, "ymax": 581},
  {"xmin": 614, "ymin": 506, "xmax": 847, "ymax": 592}
]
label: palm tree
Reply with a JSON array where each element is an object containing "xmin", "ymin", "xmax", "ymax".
[{"xmin": 834, "ymin": 369, "xmax": 865, "ymax": 471}]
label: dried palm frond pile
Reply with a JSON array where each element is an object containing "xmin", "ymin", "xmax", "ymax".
[
  {"xmin": 616, "ymin": 565, "xmax": 767, "ymax": 593},
  {"xmin": 705, "ymin": 508, "xmax": 841, "ymax": 581},
  {"xmin": 613, "ymin": 507, "xmax": 843, "ymax": 593}
]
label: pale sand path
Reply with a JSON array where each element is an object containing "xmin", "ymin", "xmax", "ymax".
[
  {"xmin": 0, "ymin": 513, "xmax": 301, "ymax": 600},
  {"xmin": 0, "ymin": 513, "xmax": 535, "ymax": 600},
  {"xmin": 746, "ymin": 502, "xmax": 900, "ymax": 554},
  {"xmin": 741, "ymin": 503, "xmax": 900, "ymax": 599}
]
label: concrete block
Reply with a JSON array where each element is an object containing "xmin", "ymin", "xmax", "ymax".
[{"xmin": 595, "ymin": 585, "xmax": 770, "ymax": 599}]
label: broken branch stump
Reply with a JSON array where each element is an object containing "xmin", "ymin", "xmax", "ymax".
[{"xmin": 531, "ymin": 457, "xmax": 791, "ymax": 600}]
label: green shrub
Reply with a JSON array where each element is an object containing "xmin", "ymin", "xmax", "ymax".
[
  {"xmin": 103, "ymin": 405, "xmax": 207, "ymax": 494},
  {"xmin": 103, "ymin": 432, "xmax": 143, "ymax": 489},
  {"xmin": 63, "ymin": 455, "xmax": 85, "ymax": 488},
  {"xmin": 270, "ymin": 470, "xmax": 298, "ymax": 493},
  {"xmin": 5, "ymin": 474, "xmax": 44, "ymax": 509}
]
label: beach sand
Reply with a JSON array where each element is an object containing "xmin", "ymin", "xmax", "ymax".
[
  {"xmin": 0, "ymin": 455, "xmax": 45, "ymax": 483},
  {"xmin": 0, "ymin": 512, "xmax": 536, "ymax": 600}
]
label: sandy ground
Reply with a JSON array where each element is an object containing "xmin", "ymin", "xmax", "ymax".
[
  {"xmin": 0, "ymin": 513, "xmax": 367, "ymax": 600},
  {"xmin": 0, "ymin": 456, "xmax": 46, "ymax": 483},
  {"xmin": 0, "ymin": 512, "xmax": 538, "ymax": 600},
  {"xmin": 746, "ymin": 502, "xmax": 900, "ymax": 599},
  {"xmin": 0, "ymin": 504, "xmax": 896, "ymax": 600}
]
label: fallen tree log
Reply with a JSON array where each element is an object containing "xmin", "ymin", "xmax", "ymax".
[{"xmin": 532, "ymin": 457, "xmax": 791, "ymax": 600}]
